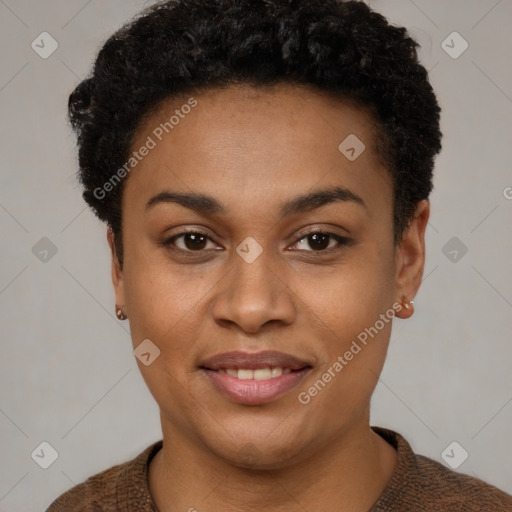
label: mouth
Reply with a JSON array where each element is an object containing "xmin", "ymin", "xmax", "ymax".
[{"xmin": 199, "ymin": 350, "xmax": 313, "ymax": 405}]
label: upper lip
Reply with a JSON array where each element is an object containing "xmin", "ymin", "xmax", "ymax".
[{"xmin": 200, "ymin": 350, "xmax": 312, "ymax": 371}]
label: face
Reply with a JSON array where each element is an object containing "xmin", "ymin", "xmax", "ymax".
[{"xmin": 108, "ymin": 83, "xmax": 428, "ymax": 468}]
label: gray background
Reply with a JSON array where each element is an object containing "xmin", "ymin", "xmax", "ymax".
[{"xmin": 0, "ymin": 0, "xmax": 511, "ymax": 510}]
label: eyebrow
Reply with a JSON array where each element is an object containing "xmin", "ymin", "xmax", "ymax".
[{"xmin": 145, "ymin": 186, "xmax": 366, "ymax": 217}]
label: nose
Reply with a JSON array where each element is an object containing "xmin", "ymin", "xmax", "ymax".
[{"xmin": 211, "ymin": 247, "xmax": 296, "ymax": 334}]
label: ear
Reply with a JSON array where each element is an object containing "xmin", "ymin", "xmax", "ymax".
[
  {"xmin": 107, "ymin": 228, "xmax": 126, "ymax": 315},
  {"xmin": 394, "ymin": 200, "xmax": 430, "ymax": 319}
]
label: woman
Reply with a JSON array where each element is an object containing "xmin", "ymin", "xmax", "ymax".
[{"xmin": 47, "ymin": 0, "xmax": 512, "ymax": 510}]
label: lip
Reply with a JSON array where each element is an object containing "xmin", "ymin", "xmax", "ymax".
[
  {"xmin": 199, "ymin": 350, "xmax": 312, "ymax": 405},
  {"xmin": 200, "ymin": 350, "xmax": 311, "ymax": 371}
]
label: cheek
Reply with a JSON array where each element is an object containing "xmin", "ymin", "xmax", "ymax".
[
  {"xmin": 122, "ymin": 255, "xmax": 208, "ymax": 420},
  {"xmin": 294, "ymin": 244, "xmax": 396, "ymax": 336},
  {"xmin": 122, "ymin": 241, "xmax": 211, "ymax": 346},
  {"xmin": 292, "ymin": 245, "xmax": 396, "ymax": 402}
]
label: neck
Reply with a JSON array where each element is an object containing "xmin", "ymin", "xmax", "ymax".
[{"xmin": 148, "ymin": 413, "xmax": 397, "ymax": 512}]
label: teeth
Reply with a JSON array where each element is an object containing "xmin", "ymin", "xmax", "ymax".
[
  {"xmin": 221, "ymin": 367, "xmax": 292, "ymax": 380},
  {"xmin": 271, "ymin": 367, "xmax": 282, "ymax": 378},
  {"xmin": 254, "ymin": 368, "xmax": 272, "ymax": 380},
  {"xmin": 238, "ymin": 369, "xmax": 253, "ymax": 380}
]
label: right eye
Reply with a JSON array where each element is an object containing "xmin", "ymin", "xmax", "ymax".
[{"xmin": 162, "ymin": 230, "xmax": 221, "ymax": 254}]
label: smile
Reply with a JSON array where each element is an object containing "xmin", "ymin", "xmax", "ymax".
[
  {"xmin": 199, "ymin": 350, "xmax": 312, "ymax": 405},
  {"xmin": 218, "ymin": 367, "xmax": 291, "ymax": 379}
]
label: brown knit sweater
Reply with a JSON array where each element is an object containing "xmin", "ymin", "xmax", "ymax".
[{"xmin": 46, "ymin": 426, "xmax": 512, "ymax": 511}]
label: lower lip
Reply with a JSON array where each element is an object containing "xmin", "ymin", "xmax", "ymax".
[{"xmin": 201, "ymin": 368, "xmax": 311, "ymax": 405}]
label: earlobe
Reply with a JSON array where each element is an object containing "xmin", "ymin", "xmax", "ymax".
[
  {"xmin": 107, "ymin": 228, "xmax": 127, "ymax": 320},
  {"xmin": 396, "ymin": 296, "xmax": 415, "ymax": 319},
  {"xmin": 394, "ymin": 200, "xmax": 430, "ymax": 320}
]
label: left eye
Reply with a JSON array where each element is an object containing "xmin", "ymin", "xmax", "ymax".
[{"xmin": 291, "ymin": 232, "xmax": 349, "ymax": 252}]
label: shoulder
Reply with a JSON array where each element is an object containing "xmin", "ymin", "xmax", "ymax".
[
  {"xmin": 412, "ymin": 452, "xmax": 512, "ymax": 510},
  {"xmin": 45, "ymin": 463, "xmax": 122, "ymax": 512},
  {"xmin": 371, "ymin": 426, "xmax": 512, "ymax": 512},
  {"xmin": 45, "ymin": 441, "xmax": 162, "ymax": 512}
]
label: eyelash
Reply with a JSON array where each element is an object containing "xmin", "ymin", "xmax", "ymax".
[{"xmin": 161, "ymin": 228, "xmax": 351, "ymax": 257}]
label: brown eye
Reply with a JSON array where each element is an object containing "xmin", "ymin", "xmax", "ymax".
[
  {"xmin": 164, "ymin": 231, "xmax": 218, "ymax": 252},
  {"xmin": 180, "ymin": 233, "xmax": 208, "ymax": 250},
  {"xmin": 292, "ymin": 231, "xmax": 350, "ymax": 252},
  {"xmin": 307, "ymin": 233, "xmax": 330, "ymax": 251}
]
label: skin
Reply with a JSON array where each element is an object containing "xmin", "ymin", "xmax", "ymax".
[{"xmin": 107, "ymin": 83, "xmax": 429, "ymax": 511}]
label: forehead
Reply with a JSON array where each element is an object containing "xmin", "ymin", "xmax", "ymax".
[{"xmin": 124, "ymin": 83, "xmax": 392, "ymax": 218}]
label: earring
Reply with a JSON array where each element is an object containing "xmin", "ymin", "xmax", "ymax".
[
  {"xmin": 116, "ymin": 306, "xmax": 127, "ymax": 320},
  {"xmin": 402, "ymin": 297, "xmax": 414, "ymax": 310}
]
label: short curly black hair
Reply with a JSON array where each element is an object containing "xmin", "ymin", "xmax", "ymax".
[{"xmin": 68, "ymin": 0, "xmax": 441, "ymax": 257}]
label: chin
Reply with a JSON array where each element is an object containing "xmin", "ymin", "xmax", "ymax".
[{"xmin": 199, "ymin": 418, "xmax": 321, "ymax": 470}]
